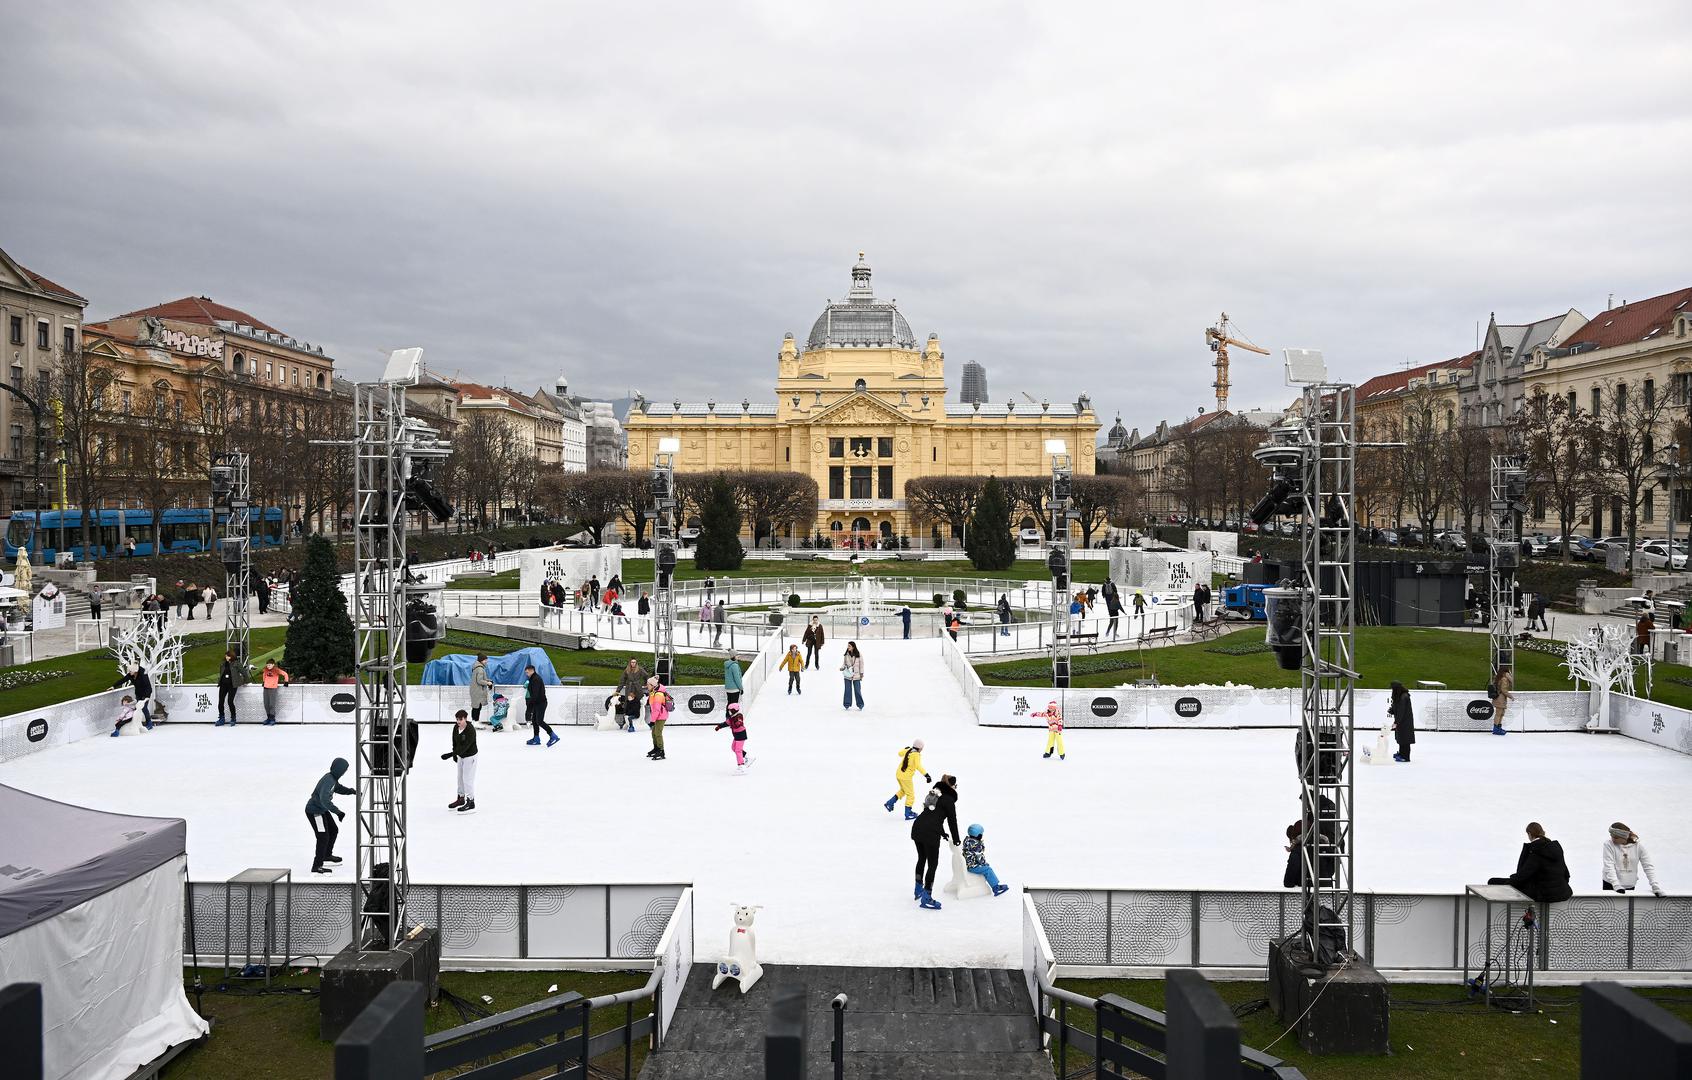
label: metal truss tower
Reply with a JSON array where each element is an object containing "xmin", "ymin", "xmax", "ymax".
[
  {"xmin": 212, "ymin": 451, "xmax": 251, "ymax": 668},
  {"xmin": 1047, "ymin": 443, "xmax": 1076, "ymax": 688},
  {"xmin": 1294, "ymin": 382, "xmax": 1357, "ymax": 965},
  {"xmin": 348, "ymin": 353, "xmax": 450, "ymax": 951},
  {"xmin": 650, "ymin": 441, "xmax": 679, "ymax": 685},
  {"xmin": 1488, "ymin": 454, "xmax": 1527, "ymax": 684}
]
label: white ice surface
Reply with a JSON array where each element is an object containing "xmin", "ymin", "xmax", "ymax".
[{"xmin": 3, "ymin": 639, "xmax": 1690, "ymax": 968}]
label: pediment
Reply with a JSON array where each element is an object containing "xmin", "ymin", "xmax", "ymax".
[{"xmin": 808, "ymin": 392, "xmax": 910, "ymax": 427}]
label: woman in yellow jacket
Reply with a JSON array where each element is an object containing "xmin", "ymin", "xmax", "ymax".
[
  {"xmin": 883, "ymin": 740, "xmax": 929, "ymax": 820},
  {"xmin": 780, "ymin": 644, "xmax": 805, "ymax": 695}
]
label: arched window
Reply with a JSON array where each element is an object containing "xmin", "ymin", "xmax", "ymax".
[
  {"xmin": 830, "ymin": 520, "xmax": 843, "ymax": 531},
  {"xmin": 878, "ymin": 521, "xmax": 893, "ymax": 537},
  {"xmin": 233, "ymin": 352, "xmax": 245, "ymax": 375},
  {"xmin": 854, "ymin": 378, "xmax": 866, "ymax": 390},
  {"xmin": 852, "ymin": 516, "xmax": 871, "ymax": 532},
  {"xmin": 316, "ymin": 372, "xmax": 326, "ymax": 389}
]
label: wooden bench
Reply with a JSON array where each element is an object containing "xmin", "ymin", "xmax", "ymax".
[
  {"xmin": 1055, "ymin": 630, "xmax": 1102, "ymax": 654},
  {"xmin": 1137, "ymin": 624, "xmax": 1179, "ymax": 645}
]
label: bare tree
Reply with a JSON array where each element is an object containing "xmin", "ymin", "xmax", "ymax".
[
  {"xmin": 998, "ymin": 475, "xmax": 1051, "ymax": 536},
  {"xmin": 1070, "ymin": 474, "xmax": 1139, "ymax": 547},
  {"xmin": 904, "ymin": 475, "xmax": 981, "ymax": 544},
  {"xmin": 545, "ymin": 469, "xmax": 628, "ymax": 543},
  {"xmin": 1353, "ymin": 415, "xmax": 1399, "ymax": 534},
  {"xmin": 1449, "ymin": 424, "xmax": 1494, "ymax": 541},
  {"xmin": 1510, "ymin": 388, "xmax": 1601, "ymax": 562},
  {"xmin": 48, "ymin": 346, "xmax": 118, "ymax": 552},
  {"xmin": 1591, "ymin": 377, "xmax": 1674, "ymax": 557},
  {"xmin": 732, "ymin": 470, "xmax": 819, "ymax": 547},
  {"xmin": 1397, "ymin": 384, "xmax": 1452, "ymax": 544}
]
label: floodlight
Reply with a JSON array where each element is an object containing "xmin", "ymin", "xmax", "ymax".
[
  {"xmin": 1043, "ymin": 439, "xmax": 1068, "ymax": 455},
  {"xmin": 657, "ymin": 437, "xmax": 681, "ymax": 454},
  {"xmin": 380, "ymin": 347, "xmax": 424, "ymax": 385},
  {"xmin": 1263, "ymin": 586, "xmax": 1303, "ymax": 670},
  {"xmin": 1283, "ymin": 348, "xmax": 1328, "ymax": 385}
]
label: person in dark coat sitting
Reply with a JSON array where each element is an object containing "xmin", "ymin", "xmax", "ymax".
[
  {"xmin": 1488, "ymin": 821, "xmax": 1573, "ymax": 903},
  {"xmin": 1389, "ymin": 681, "xmax": 1415, "ymax": 762}
]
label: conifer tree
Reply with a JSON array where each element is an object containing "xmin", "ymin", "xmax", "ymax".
[
  {"xmin": 966, "ymin": 476, "xmax": 1016, "ymax": 570},
  {"xmin": 282, "ymin": 535, "xmax": 355, "ymax": 681}
]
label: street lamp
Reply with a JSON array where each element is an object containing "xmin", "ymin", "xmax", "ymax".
[{"xmin": 1664, "ymin": 443, "xmax": 1683, "ymax": 573}]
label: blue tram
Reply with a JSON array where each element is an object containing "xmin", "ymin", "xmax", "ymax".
[{"xmin": 2, "ymin": 507, "xmax": 286, "ymax": 561}]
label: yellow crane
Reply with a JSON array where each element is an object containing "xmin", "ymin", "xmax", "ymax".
[{"xmin": 1204, "ymin": 312, "xmax": 1269, "ymax": 414}]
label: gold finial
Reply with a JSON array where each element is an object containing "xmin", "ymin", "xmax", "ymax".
[{"xmin": 858, "ymin": 251, "xmax": 865, "ymax": 260}]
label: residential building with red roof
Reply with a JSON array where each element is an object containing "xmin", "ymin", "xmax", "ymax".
[{"xmin": 0, "ymin": 245, "xmax": 87, "ymax": 514}]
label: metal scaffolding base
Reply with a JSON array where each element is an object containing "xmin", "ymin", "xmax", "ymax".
[{"xmin": 1267, "ymin": 936, "xmax": 1389, "ymax": 1055}]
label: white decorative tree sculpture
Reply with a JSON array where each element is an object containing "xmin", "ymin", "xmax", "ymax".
[
  {"xmin": 110, "ymin": 614, "xmax": 186, "ymax": 718},
  {"xmin": 1563, "ymin": 623, "xmax": 1648, "ymax": 731}
]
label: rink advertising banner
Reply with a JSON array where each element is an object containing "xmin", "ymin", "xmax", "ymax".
[
  {"xmin": 0, "ymin": 688, "xmax": 126, "ymax": 762},
  {"xmin": 518, "ymin": 545, "xmax": 624, "ymax": 604},
  {"xmin": 1609, "ymin": 695, "xmax": 1692, "ymax": 756}
]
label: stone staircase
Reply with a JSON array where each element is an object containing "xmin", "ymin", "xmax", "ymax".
[
  {"xmin": 1600, "ymin": 579, "xmax": 1692, "ymax": 620},
  {"xmin": 639, "ymin": 964, "xmax": 1051, "ymax": 1080}
]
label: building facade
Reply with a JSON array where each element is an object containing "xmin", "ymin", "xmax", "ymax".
[
  {"xmin": 624, "ymin": 255, "xmax": 1099, "ymax": 541},
  {"xmin": 533, "ymin": 376, "xmax": 588, "ymax": 473},
  {"xmin": 1455, "ymin": 309, "xmax": 1586, "ymax": 428},
  {"xmin": 0, "ymin": 247, "xmax": 86, "ymax": 514}
]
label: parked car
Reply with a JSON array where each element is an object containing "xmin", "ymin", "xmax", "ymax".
[
  {"xmin": 1377, "ymin": 529, "xmax": 1400, "ymax": 545},
  {"xmin": 1635, "ymin": 540, "xmax": 1688, "ymax": 569},
  {"xmin": 1018, "ymin": 528, "xmax": 1043, "ymax": 544},
  {"xmin": 1547, "ymin": 534, "xmax": 1594, "ymax": 558},
  {"xmin": 1432, "ymin": 530, "xmax": 1468, "ymax": 552},
  {"xmin": 1521, "ymin": 533, "xmax": 1552, "ymax": 556},
  {"xmin": 1584, "ymin": 536, "xmax": 1631, "ymax": 563},
  {"xmin": 678, "ymin": 527, "xmax": 701, "ymax": 544}
]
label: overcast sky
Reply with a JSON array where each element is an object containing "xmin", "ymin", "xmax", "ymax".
[{"xmin": 5, "ymin": 2, "xmax": 1688, "ymax": 432}]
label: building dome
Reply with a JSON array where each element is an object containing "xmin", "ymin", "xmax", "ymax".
[
  {"xmin": 1105, "ymin": 414, "xmax": 1130, "ymax": 448},
  {"xmin": 805, "ymin": 253, "xmax": 917, "ymax": 350}
]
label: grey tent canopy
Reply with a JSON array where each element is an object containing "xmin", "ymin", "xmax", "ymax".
[{"xmin": 0, "ymin": 784, "xmax": 186, "ymax": 938}]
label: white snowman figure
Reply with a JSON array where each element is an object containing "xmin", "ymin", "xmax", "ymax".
[{"xmin": 711, "ymin": 903, "xmax": 764, "ymax": 994}]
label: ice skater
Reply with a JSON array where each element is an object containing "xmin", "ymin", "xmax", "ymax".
[
  {"xmin": 1389, "ymin": 681, "xmax": 1414, "ymax": 762},
  {"xmin": 216, "ymin": 650, "xmax": 240, "ymax": 726},
  {"xmin": 111, "ymin": 664, "xmax": 154, "ymax": 729},
  {"xmin": 1035, "ymin": 700, "xmax": 1065, "ymax": 760},
  {"xmin": 618, "ymin": 658, "xmax": 648, "ymax": 734},
  {"xmin": 306, "ymin": 757, "xmax": 353, "ymax": 874},
  {"xmin": 487, "ymin": 692, "xmax": 510, "ymax": 732},
  {"xmin": 260, "ymin": 659, "xmax": 291, "ymax": 725},
  {"xmin": 884, "ymin": 740, "xmax": 929, "ymax": 819},
  {"xmin": 714, "ymin": 702, "xmax": 753, "ymax": 773},
  {"xmin": 469, "ymin": 654, "xmax": 493, "ymax": 725},
  {"xmin": 910, "ymin": 774, "xmax": 959, "ymax": 910},
  {"xmin": 109, "ymin": 694, "xmax": 136, "ymax": 737},
  {"xmin": 840, "ymin": 641, "xmax": 864, "ymax": 710},
  {"xmin": 645, "ymin": 677, "xmax": 672, "ymax": 760},
  {"xmin": 441, "ymin": 709, "xmax": 479, "ymax": 813},
  {"xmin": 1602, "ymin": 823, "xmax": 1664, "ymax": 895},
  {"xmin": 781, "ymin": 644, "xmax": 804, "ymax": 693},
  {"xmin": 724, "ymin": 652, "xmax": 743, "ymax": 714},
  {"xmin": 524, "ymin": 663, "xmax": 558, "ymax": 747},
  {"xmin": 962, "ymin": 823, "xmax": 1012, "ymax": 897},
  {"xmin": 1490, "ymin": 664, "xmax": 1514, "ymax": 736},
  {"xmin": 803, "ymin": 616, "xmax": 824, "ymax": 668}
]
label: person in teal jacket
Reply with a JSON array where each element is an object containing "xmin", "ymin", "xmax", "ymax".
[
  {"xmin": 724, "ymin": 653, "xmax": 744, "ymax": 715},
  {"xmin": 306, "ymin": 757, "xmax": 353, "ymax": 873}
]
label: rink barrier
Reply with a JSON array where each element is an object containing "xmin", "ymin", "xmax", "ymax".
[
  {"xmin": 185, "ymin": 880, "xmax": 691, "ymax": 971},
  {"xmin": 270, "ymin": 550, "xmax": 523, "ymax": 615},
  {"xmin": 1025, "ymin": 886, "xmax": 1692, "ymax": 983}
]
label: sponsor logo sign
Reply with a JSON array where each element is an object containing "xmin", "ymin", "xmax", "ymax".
[
  {"xmin": 688, "ymin": 694, "xmax": 714, "ymax": 714},
  {"xmin": 1466, "ymin": 700, "xmax": 1495, "ymax": 722},
  {"xmin": 331, "ymin": 693, "xmax": 357, "ymax": 714},
  {"xmin": 1174, "ymin": 697, "xmax": 1203, "ymax": 718},
  {"xmin": 26, "ymin": 718, "xmax": 49, "ymax": 742},
  {"xmin": 1090, "ymin": 697, "xmax": 1119, "ymax": 718}
]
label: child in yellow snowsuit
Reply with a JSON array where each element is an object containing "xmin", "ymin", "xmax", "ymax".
[
  {"xmin": 1036, "ymin": 701, "xmax": 1065, "ymax": 760},
  {"xmin": 883, "ymin": 740, "xmax": 929, "ymax": 820}
]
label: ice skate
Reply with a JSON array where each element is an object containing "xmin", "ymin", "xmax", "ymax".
[
  {"xmin": 457, "ymin": 799, "xmax": 476, "ymax": 813},
  {"xmin": 448, "ymin": 796, "xmax": 465, "ymax": 810},
  {"xmin": 919, "ymin": 888, "xmax": 942, "ymax": 910},
  {"xmin": 142, "ymin": 720, "xmax": 154, "ymax": 731},
  {"xmin": 546, "ymin": 733, "xmax": 560, "ymax": 747},
  {"xmin": 884, "ymin": 795, "xmax": 898, "ymax": 812},
  {"xmin": 1491, "ymin": 725, "xmax": 1507, "ymax": 736},
  {"xmin": 526, "ymin": 736, "xmax": 541, "ymax": 745},
  {"xmin": 311, "ymin": 866, "xmax": 331, "ymax": 874},
  {"xmin": 214, "ymin": 718, "xmax": 227, "ymax": 727},
  {"xmin": 324, "ymin": 855, "xmax": 342, "ymax": 864},
  {"xmin": 991, "ymin": 883, "xmax": 1010, "ymax": 897},
  {"xmin": 904, "ymin": 807, "xmax": 917, "ymax": 821},
  {"xmin": 1042, "ymin": 750, "xmax": 1052, "ymax": 759},
  {"xmin": 913, "ymin": 880, "xmax": 923, "ymax": 899}
]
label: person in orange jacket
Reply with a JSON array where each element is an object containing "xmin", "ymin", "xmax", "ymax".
[
  {"xmin": 260, "ymin": 659, "xmax": 291, "ymax": 726},
  {"xmin": 1035, "ymin": 700, "xmax": 1065, "ymax": 760}
]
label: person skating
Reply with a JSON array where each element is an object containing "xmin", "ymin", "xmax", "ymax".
[
  {"xmin": 109, "ymin": 695, "xmax": 136, "ymax": 738},
  {"xmin": 260, "ymin": 660, "xmax": 291, "ymax": 725},
  {"xmin": 1035, "ymin": 700, "xmax": 1065, "ymax": 760},
  {"xmin": 1104, "ymin": 587, "xmax": 1122, "ymax": 638},
  {"xmin": 997, "ymin": 594, "xmax": 1012, "ymax": 636},
  {"xmin": 306, "ymin": 757, "xmax": 353, "ymax": 873},
  {"xmin": 840, "ymin": 641, "xmax": 865, "ymax": 710},
  {"xmin": 910, "ymin": 774, "xmax": 959, "ymax": 910},
  {"xmin": 712, "ymin": 599, "xmax": 727, "ymax": 647},
  {"xmin": 714, "ymin": 702, "xmax": 753, "ymax": 773},
  {"xmin": 1389, "ymin": 681, "xmax": 1415, "ymax": 762},
  {"xmin": 1487, "ymin": 821, "xmax": 1572, "ymax": 904},
  {"xmin": 441, "ymin": 709, "xmax": 480, "ymax": 813},
  {"xmin": 645, "ymin": 677, "xmax": 671, "ymax": 760},
  {"xmin": 524, "ymin": 663, "xmax": 558, "ymax": 747},
  {"xmin": 1490, "ymin": 664, "xmax": 1514, "ymax": 735},
  {"xmin": 111, "ymin": 665, "xmax": 154, "ymax": 729},
  {"xmin": 963, "ymin": 823, "xmax": 1012, "ymax": 897},
  {"xmin": 1132, "ymin": 590, "xmax": 1146, "ymax": 622},
  {"xmin": 802, "ymin": 616, "xmax": 825, "ymax": 669},
  {"xmin": 618, "ymin": 658, "xmax": 647, "ymax": 735},
  {"xmin": 899, "ymin": 605, "xmax": 912, "ymax": 640},
  {"xmin": 1602, "ymin": 823, "xmax": 1664, "ymax": 895},
  {"xmin": 781, "ymin": 644, "xmax": 804, "ymax": 694},
  {"xmin": 884, "ymin": 740, "xmax": 929, "ymax": 819},
  {"xmin": 215, "ymin": 650, "xmax": 241, "ymax": 726},
  {"xmin": 470, "ymin": 654, "xmax": 493, "ymax": 725},
  {"xmin": 487, "ymin": 692, "xmax": 510, "ymax": 733},
  {"xmin": 724, "ymin": 652, "xmax": 744, "ymax": 714}
]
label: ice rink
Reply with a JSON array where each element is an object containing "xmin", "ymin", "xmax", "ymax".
[{"xmin": 4, "ymin": 638, "xmax": 1690, "ymax": 967}]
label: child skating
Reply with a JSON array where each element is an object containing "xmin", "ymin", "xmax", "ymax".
[
  {"xmin": 1035, "ymin": 700, "xmax": 1065, "ymax": 759},
  {"xmin": 487, "ymin": 692, "xmax": 510, "ymax": 732},
  {"xmin": 714, "ymin": 702, "xmax": 753, "ymax": 773},
  {"xmin": 110, "ymin": 695, "xmax": 136, "ymax": 737},
  {"xmin": 645, "ymin": 677, "xmax": 671, "ymax": 760},
  {"xmin": 883, "ymin": 740, "xmax": 929, "ymax": 820},
  {"xmin": 963, "ymin": 823, "xmax": 1012, "ymax": 896}
]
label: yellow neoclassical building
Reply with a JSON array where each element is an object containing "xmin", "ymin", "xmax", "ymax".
[{"xmin": 624, "ymin": 255, "xmax": 1100, "ymax": 542}]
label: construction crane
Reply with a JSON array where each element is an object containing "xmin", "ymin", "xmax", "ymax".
[{"xmin": 1204, "ymin": 312, "xmax": 1269, "ymax": 415}]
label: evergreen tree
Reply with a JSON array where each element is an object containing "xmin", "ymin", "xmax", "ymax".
[
  {"xmin": 283, "ymin": 535, "xmax": 355, "ymax": 681},
  {"xmin": 966, "ymin": 476, "xmax": 1016, "ymax": 570},
  {"xmin": 694, "ymin": 473, "xmax": 745, "ymax": 571}
]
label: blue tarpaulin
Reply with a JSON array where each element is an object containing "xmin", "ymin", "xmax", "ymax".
[{"xmin": 422, "ymin": 647, "xmax": 562, "ymax": 686}]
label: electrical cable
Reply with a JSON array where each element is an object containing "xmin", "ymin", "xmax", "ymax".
[{"xmin": 1260, "ymin": 953, "xmax": 1352, "ymax": 1052}]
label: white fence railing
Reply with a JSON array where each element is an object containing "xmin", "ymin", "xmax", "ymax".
[{"xmin": 271, "ymin": 550, "xmax": 523, "ymax": 614}]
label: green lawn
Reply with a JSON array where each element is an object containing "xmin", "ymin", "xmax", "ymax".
[
  {"xmin": 412, "ymin": 629, "xmax": 716, "ymax": 685},
  {"xmin": 446, "ymin": 567, "xmax": 521, "ymax": 590},
  {"xmin": 163, "ymin": 968, "xmax": 649, "ymax": 1080},
  {"xmin": 973, "ymin": 625, "xmax": 1692, "ymax": 709},
  {"xmin": 617, "ymin": 557, "xmax": 1110, "ymax": 584},
  {"xmin": 1054, "ymin": 977, "xmax": 1692, "ymax": 1080},
  {"xmin": 2, "ymin": 626, "xmax": 291, "ymax": 714}
]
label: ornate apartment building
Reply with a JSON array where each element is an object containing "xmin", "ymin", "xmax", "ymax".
[
  {"xmin": 0, "ymin": 246, "xmax": 86, "ymax": 514},
  {"xmin": 624, "ymin": 255, "xmax": 1099, "ymax": 542}
]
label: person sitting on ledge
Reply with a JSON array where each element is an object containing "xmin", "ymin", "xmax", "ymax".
[{"xmin": 1488, "ymin": 821, "xmax": 1572, "ymax": 904}]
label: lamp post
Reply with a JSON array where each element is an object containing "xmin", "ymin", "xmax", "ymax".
[{"xmin": 1664, "ymin": 443, "xmax": 1682, "ymax": 573}]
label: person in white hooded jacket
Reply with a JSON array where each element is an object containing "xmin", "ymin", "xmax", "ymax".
[{"xmin": 1602, "ymin": 822, "xmax": 1664, "ymax": 895}]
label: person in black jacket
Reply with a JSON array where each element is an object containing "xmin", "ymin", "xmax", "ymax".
[
  {"xmin": 255, "ymin": 575, "xmax": 271, "ymax": 615},
  {"xmin": 523, "ymin": 663, "xmax": 557, "ymax": 747},
  {"xmin": 1488, "ymin": 822, "xmax": 1573, "ymax": 903},
  {"xmin": 910, "ymin": 774, "xmax": 960, "ymax": 910},
  {"xmin": 216, "ymin": 651, "xmax": 241, "ymax": 726},
  {"xmin": 1389, "ymin": 681, "xmax": 1414, "ymax": 762},
  {"xmin": 441, "ymin": 709, "xmax": 479, "ymax": 813},
  {"xmin": 112, "ymin": 666, "xmax": 154, "ymax": 729},
  {"xmin": 305, "ymin": 757, "xmax": 353, "ymax": 873}
]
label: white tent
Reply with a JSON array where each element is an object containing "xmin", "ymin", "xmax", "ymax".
[{"xmin": 0, "ymin": 784, "xmax": 207, "ymax": 1079}]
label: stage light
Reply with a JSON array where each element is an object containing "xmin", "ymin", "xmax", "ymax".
[
  {"xmin": 1250, "ymin": 476, "xmax": 1296, "ymax": 525},
  {"xmin": 210, "ymin": 464, "xmax": 233, "ymax": 508},
  {"xmin": 1043, "ymin": 439, "xmax": 1068, "ymax": 455},
  {"xmin": 1264, "ymin": 586, "xmax": 1303, "ymax": 671},
  {"xmin": 657, "ymin": 543, "xmax": 677, "ymax": 588},
  {"xmin": 658, "ymin": 437, "xmax": 681, "ymax": 454},
  {"xmin": 380, "ymin": 347, "xmax": 424, "ymax": 385},
  {"xmin": 404, "ymin": 598, "xmax": 441, "ymax": 663},
  {"xmin": 1047, "ymin": 546, "xmax": 1069, "ymax": 591},
  {"xmin": 219, "ymin": 536, "xmax": 247, "ymax": 570},
  {"xmin": 403, "ymin": 475, "xmax": 454, "ymax": 523}
]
